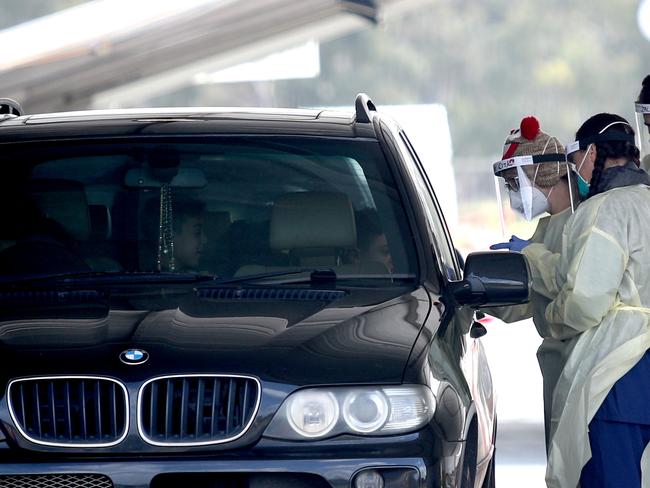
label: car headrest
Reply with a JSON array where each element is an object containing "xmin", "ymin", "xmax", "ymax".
[
  {"xmin": 270, "ymin": 192, "xmax": 357, "ymax": 251},
  {"xmin": 29, "ymin": 179, "xmax": 90, "ymax": 241},
  {"xmin": 89, "ymin": 204, "xmax": 112, "ymax": 240},
  {"xmin": 203, "ymin": 210, "xmax": 231, "ymax": 241}
]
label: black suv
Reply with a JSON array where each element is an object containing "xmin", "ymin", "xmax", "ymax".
[{"xmin": 0, "ymin": 95, "xmax": 528, "ymax": 488}]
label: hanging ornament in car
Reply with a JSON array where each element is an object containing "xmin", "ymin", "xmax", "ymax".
[{"xmin": 157, "ymin": 183, "xmax": 176, "ymax": 271}]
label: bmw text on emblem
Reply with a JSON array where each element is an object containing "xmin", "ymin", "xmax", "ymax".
[{"xmin": 120, "ymin": 348, "xmax": 149, "ymax": 365}]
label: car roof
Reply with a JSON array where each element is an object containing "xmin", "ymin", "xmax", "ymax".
[{"xmin": 0, "ymin": 106, "xmax": 380, "ymax": 141}]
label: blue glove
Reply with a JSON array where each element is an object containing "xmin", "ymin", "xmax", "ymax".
[{"xmin": 490, "ymin": 235, "xmax": 530, "ymax": 252}]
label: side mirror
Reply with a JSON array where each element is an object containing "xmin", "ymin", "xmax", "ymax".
[{"xmin": 448, "ymin": 251, "xmax": 530, "ymax": 307}]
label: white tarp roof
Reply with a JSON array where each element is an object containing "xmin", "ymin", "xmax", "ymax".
[{"xmin": 0, "ymin": 0, "xmax": 427, "ymax": 113}]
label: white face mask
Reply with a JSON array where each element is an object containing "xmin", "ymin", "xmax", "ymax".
[
  {"xmin": 509, "ymin": 187, "xmax": 549, "ymax": 220},
  {"xmin": 508, "ymin": 189, "xmax": 525, "ymax": 215}
]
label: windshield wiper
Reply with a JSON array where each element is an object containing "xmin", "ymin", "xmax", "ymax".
[
  {"xmin": 201, "ymin": 269, "xmax": 416, "ymax": 286},
  {"xmin": 0, "ymin": 271, "xmax": 219, "ymax": 287},
  {"xmin": 257, "ymin": 273, "xmax": 416, "ymax": 285},
  {"xmin": 208, "ymin": 268, "xmax": 337, "ymax": 286}
]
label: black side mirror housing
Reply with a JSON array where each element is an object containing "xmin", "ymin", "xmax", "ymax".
[{"xmin": 448, "ymin": 252, "xmax": 530, "ymax": 307}]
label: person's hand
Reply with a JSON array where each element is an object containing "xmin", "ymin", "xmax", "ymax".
[{"xmin": 490, "ymin": 235, "xmax": 530, "ymax": 252}]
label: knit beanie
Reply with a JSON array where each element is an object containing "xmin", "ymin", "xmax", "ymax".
[
  {"xmin": 637, "ymin": 74, "xmax": 650, "ymax": 104},
  {"xmin": 499, "ymin": 116, "xmax": 567, "ymax": 189}
]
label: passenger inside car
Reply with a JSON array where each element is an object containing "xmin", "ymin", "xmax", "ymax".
[{"xmin": 350, "ymin": 209, "xmax": 394, "ymax": 273}]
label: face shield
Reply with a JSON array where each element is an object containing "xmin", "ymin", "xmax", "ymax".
[
  {"xmin": 635, "ymin": 103, "xmax": 650, "ymax": 170},
  {"xmin": 493, "ymin": 154, "xmax": 573, "ymax": 236},
  {"xmin": 565, "ymin": 139, "xmax": 593, "ymax": 199}
]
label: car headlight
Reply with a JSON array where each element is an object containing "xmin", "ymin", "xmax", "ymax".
[
  {"xmin": 342, "ymin": 390, "xmax": 389, "ymax": 433},
  {"xmin": 286, "ymin": 391, "xmax": 339, "ymax": 438},
  {"xmin": 264, "ymin": 385, "xmax": 435, "ymax": 440}
]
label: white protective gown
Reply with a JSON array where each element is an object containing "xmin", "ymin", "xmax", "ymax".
[
  {"xmin": 486, "ymin": 208, "xmax": 573, "ymax": 450},
  {"xmin": 523, "ymin": 185, "xmax": 650, "ymax": 488}
]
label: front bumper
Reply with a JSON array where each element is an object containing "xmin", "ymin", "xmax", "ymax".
[
  {"xmin": 0, "ymin": 458, "xmax": 424, "ymax": 488},
  {"xmin": 0, "ymin": 430, "xmax": 464, "ymax": 488}
]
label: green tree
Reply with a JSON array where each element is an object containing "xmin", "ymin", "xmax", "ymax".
[{"xmin": 270, "ymin": 0, "xmax": 650, "ymax": 158}]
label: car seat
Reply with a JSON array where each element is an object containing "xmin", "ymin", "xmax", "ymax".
[
  {"xmin": 235, "ymin": 191, "xmax": 367, "ymax": 277},
  {"xmin": 269, "ymin": 191, "xmax": 357, "ymax": 267},
  {"xmin": 29, "ymin": 179, "xmax": 91, "ymax": 242},
  {"xmin": 28, "ymin": 180, "xmax": 120, "ymax": 272},
  {"xmin": 200, "ymin": 210, "xmax": 232, "ymax": 276}
]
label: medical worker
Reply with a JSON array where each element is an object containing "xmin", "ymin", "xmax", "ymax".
[
  {"xmin": 519, "ymin": 113, "xmax": 650, "ymax": 487},
  {"xmin": 636, "ymin": 74, "xmax": 650, "ymax": 170},
  {"xmin": 488, "ymin": 116, "xmax": 578, "ymax": 452}
]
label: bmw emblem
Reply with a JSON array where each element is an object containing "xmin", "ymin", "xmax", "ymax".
[{"xmin": 120, "ymin": 348, "xmax": 149, "ymax": 365}]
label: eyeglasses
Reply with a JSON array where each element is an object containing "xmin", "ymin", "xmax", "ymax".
[{"xmin": 504, "ymin": 176, "xmax": 520, "ymax": 192}]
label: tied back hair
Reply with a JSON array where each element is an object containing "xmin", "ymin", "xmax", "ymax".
[
  {"xmin": 575, "ymin": 113, "xmax": 640, "ymax": 199},
  {"xmin": 638, "ymin": 75, "xmax": 650, "ymax": 104}
]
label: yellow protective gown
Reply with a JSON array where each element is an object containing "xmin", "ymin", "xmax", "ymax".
[
  {"xmin": 485, "ymin": 208, "xmax": 573, "ymax": 450},
  {"xmin": 523, "ymin": 185, "xmax": 650, "ymax": 488}
]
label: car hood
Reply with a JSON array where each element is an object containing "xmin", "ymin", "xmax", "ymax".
[{"xmin": 0, "ymin": 286, "xmax": 431, "ymax": 386}]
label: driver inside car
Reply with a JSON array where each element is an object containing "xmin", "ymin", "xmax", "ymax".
[
  {"xmin": 0, "ymin": 191, "xmax": 90, "ymax": 276},
  {"xmin": 171, "ymin": 198, "xmax": 207, "ymax": 272}
]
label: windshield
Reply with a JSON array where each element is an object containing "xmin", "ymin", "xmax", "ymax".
[{"xmin": 0, "ymin": 136, "xmax": 417, "ymax": 286}]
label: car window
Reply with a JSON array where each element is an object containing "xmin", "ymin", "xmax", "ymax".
[
  {"xmin": 399, "ymin": 132, "xmax": 460, "ymax": 280},
  {"xmin": 388, "ymin": 129, "xmax": 459, "ymax": 281},
  {"xmin": 0, "ymin": 137, "xmax": 417, "ymax": 282}
]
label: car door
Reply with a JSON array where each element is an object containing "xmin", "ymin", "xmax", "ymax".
[{"xmin": 396, "ymin": 128, "xmax": 496, "ymax": 482}]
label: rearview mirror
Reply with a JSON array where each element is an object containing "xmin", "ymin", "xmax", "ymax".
[
  {"xmin": 124, "ymin": 167, "xmax": 207, "ymax": 188},
  {"xmin": 448, "ymin": 252, "xmax": 529, "ymax": 307}
]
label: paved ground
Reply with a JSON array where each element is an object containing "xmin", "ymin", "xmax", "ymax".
[
  {"xmin": 481, "ymin": 317, "xmax": 547, "ymax": 487},
  {"xmin": 496, "ymin": 421, "xmax": 546, "ymax": 487}
]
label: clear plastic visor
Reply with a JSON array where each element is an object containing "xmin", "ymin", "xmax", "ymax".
[
  {"xmin": 493, "ymin": 156, "xmax": 573, "ymax": 237},
  {"xmin": 635, "ymin": 104, "xmax": 650, "ymax": 171}
]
